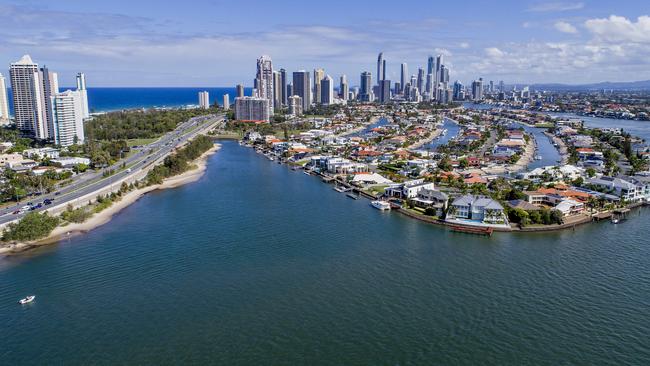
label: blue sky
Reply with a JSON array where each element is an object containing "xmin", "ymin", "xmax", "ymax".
[{"xmin": 1, "ymin": 0, "xmax": 649, "ymax": 87}]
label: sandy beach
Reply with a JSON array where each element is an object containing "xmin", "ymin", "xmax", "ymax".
[{"xmin": 0, "ymin": 144, "xmax": 220, "ymax": 256}]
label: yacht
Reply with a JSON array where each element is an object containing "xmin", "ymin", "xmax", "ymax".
[
  {"xmin": 346, "ymin": 192, "xmax": 359, "ymax": 200},
  {"xmin": 19, "ymin": 295, "xmax": 35, "ymax": 305},
  {"xmin": 370, "ymin": 200, "xmax": 391, "ymax": 211}
]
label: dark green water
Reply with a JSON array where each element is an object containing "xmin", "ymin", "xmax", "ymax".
[{"xmin": 2, "ymin": 140, "xmax": 650, "ymax": 365}]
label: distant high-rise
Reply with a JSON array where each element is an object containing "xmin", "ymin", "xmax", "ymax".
[
  {"xmin": 0, "ymin": 73, "xmax": 9, "ymax": 123},
  {"xmin": 400, "ymin": 63, "xmax": 408, "ymax": 94},
  {"xmin": 417, "ymin": 68, "xmax": 425, "ymax": 94},
  {"xmin": 453, "ymin": 81, "xmax": 464, "ymax": 101},
  {"xmin": 223, "ymin": 94, "xmax": 230, "ymax": 111},
  {"xmin": 51, "ymin": 90, "xmax": 85, "ymax": 146},
  {"xmin": 472, "ymin": 79, "xmax": 484, "ymax": 101},
  {"xmin": 10, "ymin": 55, "xmax": 47, "ymax": 139},
  {"xmin": 360, "ymin": 71, "xmax": 372, "ymax": 101},
  {"xmin": 377, "ymin": 53, "xmax": 384, "ymax": 85},
  {"xmin": 279, "ymin": 68, "xmax": 288, "ymax": 106},
  {"xmin": 255, "ymin": 55, "xmax": 274, "ymax": 114},
  {"xmin": 379, "ymin": 80, "xmax": 391, "ymax": 104},
  {"xmin": 39, "ymin": 65, "xmax": 59, "ymax": 139},
  {"xmin": 273, "ymin": 71, "xmax": 282, "ymax": 110},
  {"xmin": 292, "ymin": 70, "xmax": 311, "ymax": 111},
  {"xmin": 313, "ymin": 68, "xmax": 324, "ymax": 105},
  {"xmin": 427, "ymin": 56, "xmax": 435, "ymax": 75},
  {"xmin": 339, "ymin": 75, "xmax": 349, "ymax": 101},
  {"xmin": 234, "ymin": 96, "xmax": 270, "ymax": 122},
  {"xmin": 499, "ymin": 80, "xmax": 505, "ymax": 92},
  {"xmin": 198, "ymin": 91, "xmax": 210, "ymax": 109},
  {"xmin": 320, "ymin": 75, "xmax": 334, "ymax": 105},
  {"xmin": 236, "ymin": 84, "xmax": 245, "ymax": 98},
  {"xmin": 288, "ymin": 95, "xmax": 303, "ymax": 116},
  {"xmin": 435, "ymin": 54, "xmax": 444, "ymax": 84},
  {"xmin": 76, "ymin": 72, "xmax": 89, "ymax": 118}
]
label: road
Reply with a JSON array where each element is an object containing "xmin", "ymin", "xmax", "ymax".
[{"xmin": 0, "ymin": 114, "xmax": 224, "ymax": 226}]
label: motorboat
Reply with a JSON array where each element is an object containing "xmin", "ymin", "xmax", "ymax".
[
  {"xmin": 19, "ymin": 295, "xmax": 35, "ymax": 305},
  {"xmin": 534, "ymin": 155, "xmax": 543, "ymax": 160},
  {"xmin": 370, "ymin": 200, "xmax": 391, "ymax": 211}
]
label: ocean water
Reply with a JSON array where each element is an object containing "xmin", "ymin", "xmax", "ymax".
[
  {"xmin": 5, "ymin": 87, "xmax": 252, "ymax": 113},
  {"xmin": 1, "ymin": 141, "xmax": 650, "ymax": 365}
]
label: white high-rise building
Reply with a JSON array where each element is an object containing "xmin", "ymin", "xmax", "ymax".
[
  {"xmin": 320, "ymin": 75, "xmax": 334, "ymax": 105},
  {"xmin": 10, "ymin": 55, "xmax": 47, "ymax": 139},
  {"xmin": 39, "ymin": 66, "xmax": 59, "ymax": 140},
  {"xmin": 288, "ymin": 95, "xmax": 303, "ymax": 116},
  {"xmin": 223, "ymin": 94, "xmax": 230, "ymax": 111},
  {"xmin": 255, "ymin": 55, "xmax": 274, "ymax": 114},
  {"xmin": 76, "ymin": 72, "xmax": 90, "ymax": 118},
  {"xmin": 51, "ymin": 90, "xmax": 85, "ymax": 146},
  {"xmin": 273, "ymin": 71, "xmax": 282, "ymax": 110},
  {"xmin": 198, "ymin": 91, "xmax": 210, "ymax": 109},
  {"xmin": 313, "ymin": 68, "xmax": 324, "ymax": 104},
  {"xmin": 0, "ymin": 73, "xmax": 9, "ymax": 123}
]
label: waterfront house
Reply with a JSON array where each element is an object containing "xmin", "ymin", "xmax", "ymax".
[
  {"xmin": 446, "ymin": 195, "xmax": 508, "ymax": 226},
  {"xmin": 23, "ymin": 147, "xmax": 60, "ymax": 160},
  {"xmin": 555, "ymin": 199, "xmax": 585, "ymax": 216},
  {"xmin": 412, "ymin": 189, "xmax": 449, "ymax": 216},
  {"xmin": 586, "ymin": 176, "xmax": 645, "ymax": 203},
  {"xmin": 385, "ymin": 179, "xmax": 435, "ymax": 199}
]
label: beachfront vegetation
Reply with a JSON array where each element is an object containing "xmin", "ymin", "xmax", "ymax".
[
  {"xmin": 2, "ymin": 212, "xmax": 60, "ymax": 242},
  {"xmin": 85, "ymin": 108, "xmax": 218, "ymax": 141},
  {"xmin": 146, "ymin": 135, "xmax": 214, "ymax": 185}
]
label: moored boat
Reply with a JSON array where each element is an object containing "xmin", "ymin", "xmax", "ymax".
[
  {"xmin": 370, "ymin": 200, "xmax": 391, "ymax": 211},
  {"xmin": 346, "ymin": 192, "xmax": 359, "ymax": 200}
]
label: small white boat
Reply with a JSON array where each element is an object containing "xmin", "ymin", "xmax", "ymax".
[
  {"xmin": 534, "ymin": 155, "xmax": 543, "ymax": 160},
  {"xmin": 303, "ymin": 170, "xmax": 311, "ymax": 176},
  {"xmin": 334, "ymin": 186, "xmax": 347, "ymax": 193},
  {"xmin": 611, "ymin": 218, "xmax": 620, "ymax": 224},
  {"xmin": 19, "ymin": 295, "xmax": 35, "ymax": 305},
  {"xmin": 371, "ymin": 200, "xmax": 391, "ymax": 211}
]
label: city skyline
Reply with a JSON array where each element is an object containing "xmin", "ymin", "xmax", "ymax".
[{"xmin": 0, "ymin": 1, "xmax": 649, "ymax": 87}]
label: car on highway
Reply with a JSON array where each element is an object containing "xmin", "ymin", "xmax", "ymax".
[
  {"xmin": 43, "ymin": 199, "xmax": 53, "ymax": 205},
  {"xmin": 12, "ymin": 210, "xmax": 20, "ymax": 215}
]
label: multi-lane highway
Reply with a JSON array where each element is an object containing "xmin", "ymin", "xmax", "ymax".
[{"xmin": 0, "ymin": 114, "xmax": 224, "ymax": 226}]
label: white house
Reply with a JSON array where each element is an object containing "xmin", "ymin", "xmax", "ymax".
[{"xmin": 446, "ymin": 195, "xmax": 509, "ymax": 227}]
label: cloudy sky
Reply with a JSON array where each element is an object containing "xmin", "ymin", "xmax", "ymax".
[{"xmin": 1, "ymin": 0, "xmax": 649, "ymax": 87}]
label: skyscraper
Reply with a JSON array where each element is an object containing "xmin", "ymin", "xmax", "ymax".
[
  {"xmin": 255, "ymin": 55, "xmax": 274, "ymax": 113},
  {"xmin": 360, "ymin": 71, "xmax": 372, "ymax": 102},
  {"xmin": 273, "ymin": 71, "xmax": 282, "ymax": 110},
  {"xmin": 400, "ymin": 63, "xmax": 408, "ymax": 94},
  {"xmin": 39, "ymin": 65, "xmax": 59, "ymax": 139},
  {"xmin": 10, "ymin": 55, "xmax": 47, "ymax": 139},
  {"xmin": 51, "ymin": 90, "xmax": 85, "ymax": 146},
  {"xmin": 313, "ymin": 68, "xmax": 324, "ymax": 105},
  {"xmin": 472, "ymin": 79, "xmax": 484, "ymax": 101},
  {"xmin": 427, "ymin": 56, "xmax": 435, "ymax": 75},
  {"xmin": 292, "ymin": 70, "xmax": 311, "ymax": 111},
  {"xmin": 417, "ymin": 68, "xmax": 425, "ymax": 95},
  {"xmin": 236, "ymin": 84, "xmax": 245, "ymax": 98},
  {"xmin": 223, "ymin": 94, "xmax": 230, "ymax": 111},
  {"xmin": 379, "ymin": 80, "xmax": 391, "ymax": 104},
  {"xmin": 339, "ymin": 75, "xmax": 349, "ymax": 101},
  {"xmin": 435, "ymin": 54, "xmax": 444, "ymax": 84},
  {"xmin": 76, "ymin": 72, "xmax": 89, "ymax": 118},
  {"xmin": 320, "ymin": 75, "xmax": 334, "ymax": 105},
  {"xmin": 0, "ymin": 73, "xmax": 9, "ymax": 123},
  {"xmin": 453, "ymin": 81, "xmax": 464, "ymax": 101},
  {"xmin": 198, "ymin": 91, "xmax": 210, "ymax": 109},
  {"xmin": 377, "ymin": 53, "xmax": 384, "ymax": 85},
  {"xmin": 279, "ymin": 68, "xmax": 287, "ymax": 106}
]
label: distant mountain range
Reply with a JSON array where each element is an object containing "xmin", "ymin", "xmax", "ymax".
[{"xmin": 524, "ymin": 80, "xmax": 650, "ymax": 92}]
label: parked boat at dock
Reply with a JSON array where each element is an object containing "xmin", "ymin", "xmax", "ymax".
[{"xmin": 371, "ymin": 201, "xmax": 391, "ymax": 211}]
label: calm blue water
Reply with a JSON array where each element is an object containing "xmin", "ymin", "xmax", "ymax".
[
  {"xmin": 2, "ymin": 141, "xmax": 650, "ymax": 365},
  {"xmin": 424, "ymin": 118, "xmax": 461, "ymax": 150},
  {"xmin": 549, "ymin": 112, "xmax": 650, "ymax": 143},
  {"xmin": 6, "ymin": 87, "xmax": 252, "ymax": 113}
]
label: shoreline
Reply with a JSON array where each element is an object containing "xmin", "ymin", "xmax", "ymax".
[{"xmin": 0, "ymin": 144, "xmax": 221, "ymax": 256}]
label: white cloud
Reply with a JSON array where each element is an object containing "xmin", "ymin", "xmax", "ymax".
[
  {"xmin": 528, "ymin": 2, "xmax": 584, "ymax": 12},
  {"xmin": 485, "ymin": 47, "xmax": 505, "ymax": 58},
  {"xmin": 554, "ymin": 21, "xmax": 578, "ymax": 34},
  {"xmin": 459, "ymin": 42, "xmax": 470, "ymax": 49},
  {"xmin": 584, "ymin": 15, "xmax": 650, "ymax": 43}
]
